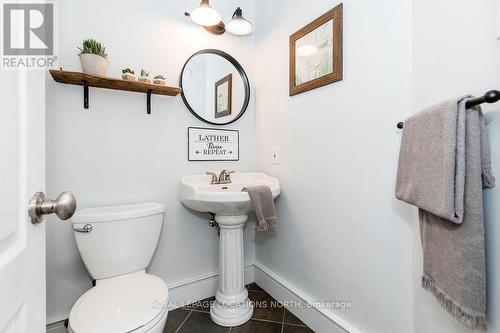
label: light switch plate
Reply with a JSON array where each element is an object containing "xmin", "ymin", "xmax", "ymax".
[{"xmin": 272, "ymin": 147, "xmax": 279, "ymax": 164}]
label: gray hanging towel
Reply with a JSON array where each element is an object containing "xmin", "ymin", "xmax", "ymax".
[
  {"xmin": 396, "ymin": 96, "xmax": 495, "ymax": 330},
  {"xmin": 243, "ymin": 185, "xmax": 277, "ymax": 231}
]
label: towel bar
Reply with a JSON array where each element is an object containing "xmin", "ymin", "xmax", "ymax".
[{"xmin": 397, "ymin": 90, "xmax": 500, "ymax": 129}]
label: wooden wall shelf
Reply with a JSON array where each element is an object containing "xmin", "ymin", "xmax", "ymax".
[{"xmin": 49, "ymin": 69, "xmax": 182, "ymax": 114}]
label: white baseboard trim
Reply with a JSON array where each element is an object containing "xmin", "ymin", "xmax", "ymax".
[
  {"xmin": 46, "ymin": 320, "xmax": 67, "ymax": 333},
  {"xmin": 46, "ymin": 314, "xmax": 69, "ymax": 327},
  {"xmin": 254, "ymin": 262, "xmax": 362, "ymax": 333},
  {"xmin": 167, "ymin": 262, "xmax": 256, "ymax": 310}
]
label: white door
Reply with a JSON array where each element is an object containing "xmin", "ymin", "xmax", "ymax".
[{"xmin": 0, "ymin": 69, "xmax": 48, "ymax": 332}]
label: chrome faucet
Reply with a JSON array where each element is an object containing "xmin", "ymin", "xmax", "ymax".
[{"xmin": 206, "ymin": 170, "xmax": 235, "ymax": 184}]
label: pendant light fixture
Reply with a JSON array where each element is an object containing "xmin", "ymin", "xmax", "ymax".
[
  {"xmin": 225, "ymin": 7, "xmax": 254, "ymax": 36},
  {"xmin": 189, "ymin": 0, "xmax": 222, "ymax": 27}
]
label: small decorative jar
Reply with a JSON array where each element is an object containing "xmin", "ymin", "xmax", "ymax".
[
  {"xmin": 138, "ymin": 69, "xmax": 152, "ymax": 84},
  {"xmin": 153, "ymin": 75, "xmax": 166, "ymax": 85},
  {"xmin": 121, "ymin": 68, "xmax": 137, "ymax": 81}
]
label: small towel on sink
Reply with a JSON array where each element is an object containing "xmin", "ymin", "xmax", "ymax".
[{"xmin": 243, "ymin": 185, "xmax": 277, "ymax": 231}]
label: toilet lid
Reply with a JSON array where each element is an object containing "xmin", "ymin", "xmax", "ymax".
[{"xmin": 69, "ymin": 272, "xmax": 168, "ymax": 333}]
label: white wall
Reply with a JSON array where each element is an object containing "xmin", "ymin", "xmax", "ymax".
[
  {"xmin": 253, "ymin": 1, "xmax": 414, "ymax": 332},
  {"xmin": 412, "ymin": 0, "xmax": 500, "ymax": 332},
  {"xmin": 496, "ymin": 0, "xmax": 500, "ymax": 39},
  {"xmin": 45, "ymin": 0, "xmax": 256, "ymax": 323},
  {"xmin": 484, "ymin": 112, "xmax": 500, "ymax": 333}
]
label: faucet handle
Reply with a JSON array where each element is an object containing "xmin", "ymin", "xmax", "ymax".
[
  {"xmin": 206, "ymin": 172, "xmax": 218, "ymax": 184},
  {"xmin": 218, "ymin": 169, "xmax": 227, "ymax": 181},
  {"xmin": 225, "ymin": 171, "xmax": 235, "ymax": 180}
]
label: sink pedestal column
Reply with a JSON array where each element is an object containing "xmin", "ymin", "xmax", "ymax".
[{"xmin": 210, "ymin": 214, "xmax": 253, "ymax": 327}]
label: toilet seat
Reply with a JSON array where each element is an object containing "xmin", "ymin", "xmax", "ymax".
[{"xmin": 69, "ymin": 271, "xmax": 168, "ymax": 333}]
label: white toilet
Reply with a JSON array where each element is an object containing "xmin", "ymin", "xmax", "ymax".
[{"xmin": 68, "ymin": 202, "xmax": 168, "ymax": 333}]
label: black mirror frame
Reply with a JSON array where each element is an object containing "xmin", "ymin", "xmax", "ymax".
[{"xmin": 179, "ymin": 49, "xmax": 251, "ymax": 126}]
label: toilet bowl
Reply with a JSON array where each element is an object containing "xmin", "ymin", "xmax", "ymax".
[{"xmin": 68, "ymin": 203, "xmax": 168, "ymax": 333}]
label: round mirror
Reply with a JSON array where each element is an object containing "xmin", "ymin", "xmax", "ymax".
[{"xmin": 180, "ymin": 49, "xmax": 250, "ymax": 125}]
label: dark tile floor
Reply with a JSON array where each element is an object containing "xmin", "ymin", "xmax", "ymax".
[{"xmin": 163, "ymin": 283, "xmax": 315, "ymax": 333}]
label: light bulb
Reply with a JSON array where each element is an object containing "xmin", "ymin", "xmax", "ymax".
[
  {"xmin": 190, "ymin": 0, "xmax": 221, "ymax": 27},
  {"xmin": 296, "ymin": 45, "xmax": 318, "ymax": 57},
  {"xmin": 226, "ymin": 7, "xmax": 254, "ymax": 36}
]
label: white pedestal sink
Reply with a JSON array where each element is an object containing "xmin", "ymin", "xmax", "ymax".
[{"xmin": 181, "ymin": 173, "xmax": 280, "ymax": 327}]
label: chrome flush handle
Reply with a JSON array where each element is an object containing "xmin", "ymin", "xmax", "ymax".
[
  {"xmin": 29, "ymin": 191, "xmax": 77, "ymax": 224},
  {"xmin": 73, "ymin": 224, "xmax": 93, "ymax": 233}
]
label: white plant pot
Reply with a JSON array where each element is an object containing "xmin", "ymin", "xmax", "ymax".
[
  {"xmin": 153, "ymin": 78, "xmax": 166, "ymax": 85},
  {"xmin": 122, "ymin": 73, "xmax": 137, "ymax": 81},
  {"xmin": 138, "ymin": 76, "xmax": 152, "ymax": 84},
  {"xmin": 80, "ymin": 53, "xmax": 108, "ymax": 76}
]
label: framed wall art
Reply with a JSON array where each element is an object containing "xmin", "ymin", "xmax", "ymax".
[
  {"xmin": 289, "ymin": 3, "xmax": 343, "ymax": 96},
  {"xmin": 215, "ymin": 73, "xmax": 233, "ymax": 118}
]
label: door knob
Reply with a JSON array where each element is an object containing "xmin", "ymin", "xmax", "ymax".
[{"xmin": 29, "ymin": 191, "xmax": 77, "ymax": 224}]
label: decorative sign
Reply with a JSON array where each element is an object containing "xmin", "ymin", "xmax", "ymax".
[{"xmin": 188, "ymin": 127, "xmax": 239, "ymax": 161}]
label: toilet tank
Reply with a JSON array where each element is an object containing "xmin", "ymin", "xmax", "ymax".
[{"xmin": 71, "ymin": 202, "xmax": 164, "ymax": 280}]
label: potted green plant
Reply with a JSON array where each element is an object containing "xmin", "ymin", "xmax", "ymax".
[
  {"xmin": 121, "ymin": 68, "xmax": 136, "ymax": 81},
  {"xmin": 153, "ymin": 74, "xmax": 166, "ymax": 85},
  {"xmin": 78, "ymin": 39, "xmax": 108, "ymax": 76},
  {"xmin": 138, "ymin": 69, "xmax": 151, "ymax": 83}
]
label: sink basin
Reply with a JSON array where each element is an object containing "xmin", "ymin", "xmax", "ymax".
[
  {"xmin": 180, "ymin": 172, "xmax": 280, "ymax": 327},
  {"xmin": 181, "ymin": 172, "xmax": 280, "ymax": 215}
]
